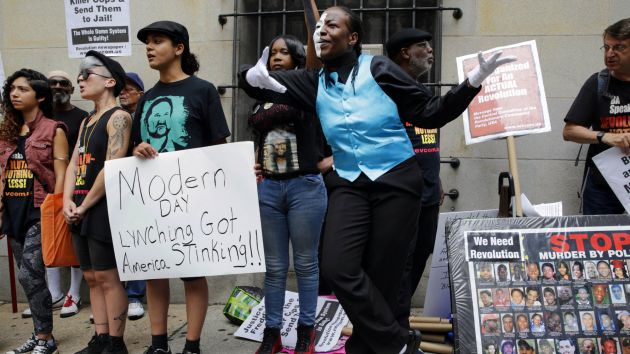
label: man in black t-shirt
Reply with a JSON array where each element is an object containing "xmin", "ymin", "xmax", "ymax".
[
  {"xmin": 563, "ymin": 18, "xmax": 630, "ymax": 215},
  {"xmin": 48, "ymin": 71, "xmax": 88, "ymax": 151}
]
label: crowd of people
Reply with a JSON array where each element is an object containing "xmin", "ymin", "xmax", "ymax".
[{"xmin": 1, "ymin": 6, "xmax": 629, "ymax": 354}]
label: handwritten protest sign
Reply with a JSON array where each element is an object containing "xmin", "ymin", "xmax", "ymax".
[
  {"xmin": 235, "ymin": 291, "xmax": 348, "ymax": 352},
  {"xmin": 104, "ymin": 142, "xmax": 265, "ymax": 281},
  {"xmin": 64, "ymin": 0, "xmax": 131, "ymax": 58},
  {"xmin": 423, "ymin": 210, "xmax": 498, "ymax": 317},
  {"xmin": 593, "ymin": 146, "xmax": 630, "ymax": 213},
  {"xmin": 456, "ymin": 40, "xmax": 551, "ymax": 144}
]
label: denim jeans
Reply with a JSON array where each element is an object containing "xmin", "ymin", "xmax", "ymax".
[
  {"xmin": 258, "ymin": 174, "xmax": 327, "ymax": 328},
  {"xmin": 582, "ymin": 168, "xmax": 625, "ymax": 215},
  {"xmin": 126, "ymin": 280, "xmax": 146, "ymax": 303}
]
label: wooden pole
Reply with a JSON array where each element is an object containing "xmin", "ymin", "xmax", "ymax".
[
  {"xmin": 506, "ymin": 136, "xmax": 523, "ymax": 216},
  {"xmin": 409, "ymin": 322, "xmax": 453, "ymax": 332},
  {"xmin": 420, "ymin": 341, "xmax": 454, "ymax": 354},
  {"xmin": 409, "ymin": 315, "xmax": 443, "ymax": 323},
  {"xmin": 302, "ymin": 0, "xmax": 322, "ymax": 70}
]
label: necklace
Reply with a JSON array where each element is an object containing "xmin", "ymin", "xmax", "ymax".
[{"xmin": 81, "ymin": 112, "xmax": 104, "ymax": 156}]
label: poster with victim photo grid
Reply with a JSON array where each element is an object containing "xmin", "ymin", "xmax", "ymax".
[{"xmin": 447, "ymin": 215, "xmax": 630, "ymax": 354}]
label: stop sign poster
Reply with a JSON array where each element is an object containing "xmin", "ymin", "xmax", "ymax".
[{"xmin": 447, "ymin": 215, "xmax": 630, "ymax": 353}]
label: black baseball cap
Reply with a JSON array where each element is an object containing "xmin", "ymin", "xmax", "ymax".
[
  {"xmin": 137, "ymin": 20, "xmax": 189, "ymax": 49},
  {"xmin": 85, "ymin": 50, "xmax": 126, "ymax": 97},
  {"xmin": 386, "ymin": 28, "xmax": 433, "ymax": 59}
]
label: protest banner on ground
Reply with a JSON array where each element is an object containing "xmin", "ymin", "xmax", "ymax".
[
  {"xmin": 593, "ymin": 146, "xmax": 630, "ymax": 214},
  {"xmin": 423, "ymin": 209, "xmax": 499, "ymax": 318},
  {"xmin": 456, "ymin": 40, "xmax": 551, "ymax": 145},
  {"xmin": 235, "ymin": 291, "xmax": 349, "ymax": 352},
  {"xmin": 447, "ymin": 215, "xmax": 630, "ymax": 353},
  {"xmin": 64, "ymin": 0, "xmax": 131, "ymax": 58},
  {"xmin": 104, "ymin": 142, "xmax": 265, "ymax": 281}
]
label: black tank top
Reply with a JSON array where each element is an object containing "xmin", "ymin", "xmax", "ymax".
[{"xmin": 72, "ymin": 107, "xmax": 120, "ymax": 242}]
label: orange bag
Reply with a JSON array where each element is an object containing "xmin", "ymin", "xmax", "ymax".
[{"xmin": 41, "ymin": 193, "xmax": 79, "ymax": 267}]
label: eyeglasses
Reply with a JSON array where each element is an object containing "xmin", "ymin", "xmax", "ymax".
[
  {"xmin": 600, "ymin": 44, "xmax": 629, "ymax": 53},
  {"xmin": 48, "ymin": 78, "xmax": 71, "ymax": 87},
  {"xmin": 77, "ymin": 69, "xmax": 111, "ymax": 84}
]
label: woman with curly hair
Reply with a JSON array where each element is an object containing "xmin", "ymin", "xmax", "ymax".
[{"xmin": 1, "ymin": 68, "xmax": 68, "ymax": 354}]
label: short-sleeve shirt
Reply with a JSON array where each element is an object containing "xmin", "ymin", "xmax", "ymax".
[
  {"xmin": 53, "ymin": 106, "xmax": 88, "ymax": 152},
  {"xmin": 249, "ymin": 102, "xmax": 324, "ymax": 178},
  {"xmin": 132, "ymin": 76, "xmax": 231, "ymax": 151},
  {"xmin": 564, "ymin": 73, "xmax": 630, "ymax": 183}
]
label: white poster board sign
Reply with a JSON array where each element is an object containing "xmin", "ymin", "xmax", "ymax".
[
  {"xmin": 593, "ymin": 146, "xmax": 630, "ymax": 213},
  {"xmin": 456, "ymin": 40, "xmax": 551, "ymax": 145},
  {"xmin": 104, "ymin": 142, "xmax": 265, "ymax": 281},
  {"xmin": 235, "ymin": 291, "xmax": 348, "ymax": 352},
  {"xmin": 423, "ymin": 209, "xmax": 499, "ymax": 317},
  {"xmin": 64, "ymin": 0, "xmax": 131, "ymax": 58}
]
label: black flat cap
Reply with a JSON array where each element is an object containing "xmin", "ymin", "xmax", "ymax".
[
  {"xmin": 386, "ymin": 28, "xmax": 433, "ymax": 59},
  {"xmin": 137, "ymin": 20, "xmax": 189, "ymax": 49},
  {"xmin": 85, "ymin": 50, "xmax": 126, "ymax": 97}
]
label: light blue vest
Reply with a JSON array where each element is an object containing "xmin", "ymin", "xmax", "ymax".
[{"xmin": 316, "ymin": 54, "xmax": 414, "ymax": 181}]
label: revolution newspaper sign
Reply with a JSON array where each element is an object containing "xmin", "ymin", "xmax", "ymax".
[
  {"xmin": 456, "ymin": 40, "xmax": 551, "ymax": 145},
  {"xmin": 103, "ymin": 142, "xmax": 265, "ymax": 281},
  {"xmin": 447, "ymin": 215, "xmax": 630, "ymax": 354},
  {"xmin": 64, "ymin": 0, "xmax": 131, "ymax": 58}
]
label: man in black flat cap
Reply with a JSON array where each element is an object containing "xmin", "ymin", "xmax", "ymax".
[{"xmin": 387, "ymin": 28, "xmax": 491, "ymax": 327}]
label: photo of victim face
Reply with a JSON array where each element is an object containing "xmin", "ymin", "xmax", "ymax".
[
  {"xmin": 580, "ymin": 311, "xmax": 597, "ymax": 332},
  {"xmin": 477, "ymin": 262, "xmax": 495, "ymax": 283},
  {"xmin": 496, "ymin": 263, "xmax": 510, "ymax": 282},
  {"xmin": 527, "ymin": 262, "xmax": 540, "ymax": 281}
]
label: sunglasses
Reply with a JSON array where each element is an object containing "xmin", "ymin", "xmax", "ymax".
[
  {"xmin": 48, "ymin": 78, "xmax": 71, "ymax": 87},
  {"xmin": 77, "ymin": 69, "xmax": 112, "ymax": 84}
]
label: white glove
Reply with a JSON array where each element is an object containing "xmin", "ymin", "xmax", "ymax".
[
  {"xmin": 467, "ymin": 51, "xmax": 517, "ymax": 88},
  {"xmin": 245, "ymin": 47, "xmax": 287, "ymax": 93}
]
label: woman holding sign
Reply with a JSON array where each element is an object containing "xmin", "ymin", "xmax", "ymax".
[
  {"xmin": 0, "ymin": 68, "xmax": 68, "ymax": 354},
  {"xmin": 131, "ymin": 21, "xmax": 231, "ymax": 354},
  {"xmin": 240, "ymin": 5, "xmax": 515, "ymax": 353},
  {"xmin": 63, "ymin": 51, "xmax": 132, "ymax": 354}
]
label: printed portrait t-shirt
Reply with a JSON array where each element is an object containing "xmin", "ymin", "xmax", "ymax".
[{"xmin": 132, "ymin": 76, "xmax": 231, "ymax": 152}]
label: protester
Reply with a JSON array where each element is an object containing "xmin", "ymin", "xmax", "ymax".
[
  {"xmin": 563, "ymin": 18, "xmax": 630, "ymax": 215},
  {"xmin": 40, "ymin": 70, "xmax": 88, "ymax": 319},
  {"xmin": 118, "ymin": 71, "xmax": 147, "ymax": 321},
  {"xmin": 246, "ymin": 34, "xmax": 327, "ymax": 354},
  {"xmin": 63, "ymin": 51, "xmax": 132, "ymax": 354},
  {"xmin": 1, "ymin": 68, "xmax": 68, "ymax": 354},
  {"xmin": 19, "ymin": 70, "xmax": 87, "ymax": 321},
  {"xmin": 240, "ymin": 5, "xmax": 515, "ymax": 353},
  {"xmin": 384, "ymin": 28, "xmax": 444, "ymax": 321},
  {"xmin": 131, "ymin": 21, "xmax": 230, "ymax": 354}
]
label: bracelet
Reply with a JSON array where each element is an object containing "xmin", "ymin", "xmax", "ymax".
[{"xmin": 53, "ymin": 156, "xmax": 68, "ymax": 161}]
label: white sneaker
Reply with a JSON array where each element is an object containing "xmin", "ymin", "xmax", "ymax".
[
  {"xmin": 21, "ymin": 295, "xmax": 64, "ymax": 318},
  {"xmin": 128, "ymin": 302, "xmax": 145, "ymax": 320},
  {"xmin": 60, "ymin": 294, "xmax": 81, "ymax": 318}
]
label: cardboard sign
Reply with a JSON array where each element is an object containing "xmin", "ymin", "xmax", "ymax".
[
  {"xmin": 423, "ymin": 209, "xmax": 499, "ymax": 318},
  {"xmin": 593, "ymin": 146, "xmax": 630, "ymax": 214},
  {"xmin": 235, "ymin": 291, "xmax": 349, "ymax": 352},
  {"xmin": 447, "ymin": 215, "xmax": 630, "ymax": 354},
  {"xmin": 104, "ymin": 142, "xmax": 265, "ymax": 281},
  {"xmin": 456, "ymin": 41, "xmax": 551, "ymax": 144},
  {"xmin": 64, "ymin": 0, "xmax": 131, "ymax": 58}
]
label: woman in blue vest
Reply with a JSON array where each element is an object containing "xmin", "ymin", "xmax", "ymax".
[{"xmin": 240, "ymin": 6, "xmax": 513, "ymax": 354}]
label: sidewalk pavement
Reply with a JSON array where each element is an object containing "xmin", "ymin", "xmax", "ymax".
[{"xmin": 0, "ymin": 302, "xmax": 260, "ymax": 353}]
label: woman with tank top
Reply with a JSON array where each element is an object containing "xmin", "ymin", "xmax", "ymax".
[
  {"xmin": 1, "ymin": 68, "xmax": 68, "ymax": 354},
  {"xmin": 63, "ymin": 51, "xmax": 132, "ymax": 354}
]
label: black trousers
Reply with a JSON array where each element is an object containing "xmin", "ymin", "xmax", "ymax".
[
  {"xmin": 396, "ymin": 202, "xmax": 440, "ymax": 326},
  {"xmin": 321, "ymin": 157, "xmax": 422, "ymax": 354}
]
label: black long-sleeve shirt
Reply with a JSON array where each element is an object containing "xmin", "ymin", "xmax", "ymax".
[{"xmin": 239, "ymin": 51, "xmax": 481, "ymax": 129}]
